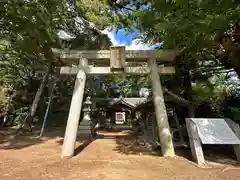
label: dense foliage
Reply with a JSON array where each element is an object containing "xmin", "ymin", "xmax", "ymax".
[
  {"xmin": 1, "ymin": 0, "xmax": 240, "ymax": 128},
  {"xmin": 100, "ymin": 0, "xmax": 240, "ymax": 120}
]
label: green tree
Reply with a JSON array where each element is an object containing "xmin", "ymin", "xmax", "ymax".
[
  {"xmin": 101, "ymin": 0, "xmax": 240, "ymax": 77},
  {"xmin": 0, "ymin": 0, "xmax": 112, "ymax": 128}
]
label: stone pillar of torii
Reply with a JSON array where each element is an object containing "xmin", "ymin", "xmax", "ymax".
[{"xmin": 52, "ymin": 46, "xmax": 181, "ymax": 159}]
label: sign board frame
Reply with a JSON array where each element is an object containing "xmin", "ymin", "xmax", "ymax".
[
  {"xmin": 190, "ymin": 118, "xmax": 240, "ymax": 145},
  {"xmin": 186, "ymin": 118, "xmax": 240, "ymax": 165}
]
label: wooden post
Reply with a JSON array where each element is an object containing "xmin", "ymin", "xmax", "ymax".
[
  {"xmin": 61, "ymin": 59, "xmax": 87, "ymax": 158},
  {"xmin": 188, "ymin": 103, "xmax": 195, "ymax": 118},
  {"xmin": 173, "ymin": 111, "xmax": 185, "ymax": 143},
  {"xmin": 225, "ymin": 118, "xmax": 240, "ymax": 162},
  {"xmin": 186, "ymin": 118, "xmax": 205, "ymax": 165},
  {"xmin": 148, "ymin": 58, "xmax": 175, "ymax": 157},
  {"xmin": 152, "ymin": 116, "xmax": 159, "ymax": 149}
]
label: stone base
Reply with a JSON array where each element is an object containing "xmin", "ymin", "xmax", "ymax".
[
  {"xmin": 61, "ymin": 154, "xmax": 74, "ymax": 159},
  {"xmin": 78, "ymin": 120, "xmax": 91, "ymax": 135}
]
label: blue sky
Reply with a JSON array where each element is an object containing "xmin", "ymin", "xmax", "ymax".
[
  {"xmin": 60, "ymin": 2, "xmax": 155, "ymax": 50},
  {"xmin": 114, "ymin": 29, "xmax": 136, "ymax": 46},
  {"xmin": 102, "ymin": 28, "xmax": 159, "ymax": 50},
  {"xmin": 57, "ymin": 16, "xmax": 158, "ymax": 50}
]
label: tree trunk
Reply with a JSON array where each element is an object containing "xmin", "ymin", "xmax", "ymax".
[
  {"xmin": 218, "ymin": 50, "xmax": 240, "ymax": 79},
  {"xmin": 0, "ymin": 97, "xmax": 11, "ymax": 127},
  {"xmin": 218, "ymin": 24, "xmax": 240, "ymax": 79},
  {"xmin": 21, "ymin": 64, "xmax": 51, "ymax": 131},
  {"xmin": 182, "ymin": 67, "xmax": 195, "ymax": 118},
  {"xmin": 174, "ymin": 54, "xmax": 195, "ymax": 118},
  {"xmin": 17, "ymin": 43, "xmax": 55, "ymax": 131},
  {"xmin": 30, "ymin": 70, "xmax": 50, "ymax": 117},
  {"xmin": 229, "ymin": 52, "xmax": 240, "ymax": 78},
  {"xmin": 47, "ymin": 75, "xmax": 54, "ymax": 118}
]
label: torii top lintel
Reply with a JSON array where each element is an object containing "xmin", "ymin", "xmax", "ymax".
[{"xmin": 52, "ymin": 46, "xmax": 181, "ymax": 65}]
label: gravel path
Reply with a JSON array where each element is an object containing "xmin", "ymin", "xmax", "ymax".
[{"xmin": 0, "ymin": 130, "xmax": 239, "ymax": 180}]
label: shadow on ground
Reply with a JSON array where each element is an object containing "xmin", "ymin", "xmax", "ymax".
[
  {"xmin": 99, "ymin": 129, "xmax": 239, "ymax": 166},
  {"xmin": 203, "ymin": 145, "xmax": 238, "ymax": 166},
  {"xmin": 0, "ymin": 125, "xmax": 67, "ymax": 150},
  {"xmin": 96, "ymin": 130, "xmax": 158, "ymax": 156},
  {"xmin": 174, "ymin": 143, "xmax": 239, "ymax": 166},
  {"xmin": 1, "ymin": 126, "xmax": 239, "ymax": 167},
  {"xmin": 0, "ymin": 112, "xmax": 69, "ymax": 150}
]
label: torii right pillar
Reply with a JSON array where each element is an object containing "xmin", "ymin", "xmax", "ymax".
[{"xmin": 148, "ymin": 58, "xmax": 175, "ymax": 157}]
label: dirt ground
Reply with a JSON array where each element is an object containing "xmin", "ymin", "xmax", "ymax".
[{"xmin": 0, "ymin": 127, "xmax": 240, "ymax": 180}]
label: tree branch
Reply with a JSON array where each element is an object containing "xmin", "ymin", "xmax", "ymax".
[{"xmin": 110, "ymin": 0, "xmax": 136, "ymax": 12}]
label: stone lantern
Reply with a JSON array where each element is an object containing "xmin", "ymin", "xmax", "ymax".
[
  {"xmin": 83, "ymin": 97, "xmax": 92, "ymax": 119},
  {"xmin": 78, "ymin": 97, "xmax": 92, "ymax": 137}
]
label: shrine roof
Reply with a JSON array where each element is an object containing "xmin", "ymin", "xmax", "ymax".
[
  {"xmin": 109, "ymin": 97, "xmax": 147, "ymax": 108},
  {"xmin": 91, "ymin": 97, "xmax": 147, "ymax": 108},
  {"xmin": 133, "ymin": 89, "xmax": 190, "ymax": 112}
]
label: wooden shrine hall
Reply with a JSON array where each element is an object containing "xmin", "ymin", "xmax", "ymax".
[
  {"xmin": 132, "ymin": 88, "xmax": 191, "ymax": 148},
  {"xmin": 52, "ymin": 46, "xmax": 181, "ymax": 159},
  {"xmin": 91, "ymin": 97, "xmax": 147, "ymax": 127}
]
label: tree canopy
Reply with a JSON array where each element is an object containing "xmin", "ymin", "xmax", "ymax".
[
  {"xmin": 1, "ymin": 0, "xmax": 240, "ymax": 128},
  {"xmin": 99, "ymin": 0, "xmax": 240, "ymax": 77}
]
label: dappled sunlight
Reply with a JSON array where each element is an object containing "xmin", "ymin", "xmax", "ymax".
[
  {"xmin": 0, "ymin": 126, "xmax": 65, "ymax": 150},
  {"xmin": 1, "ymin": 128, "xmax": 239, "ymax": 180}
]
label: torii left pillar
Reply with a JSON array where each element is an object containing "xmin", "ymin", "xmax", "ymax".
[{"xmin": 61, "ymin": 59, "xmax": 87, "ymax": 158}]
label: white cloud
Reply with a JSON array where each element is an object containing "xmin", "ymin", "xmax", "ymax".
[
  {"xmin": 58, "ymin": 26, "xmax": 162, "ymax": 50},
  {"xmin": 57, "ymin": 30, "xmax": 75, "ymax": 40},
  {"xmin": 139, "ymin": 87, "xmax": 150, "ymax": 97},
  {"xmin": 101, "ymin": 28, "xmax": 155, "ymax": 50},
  {"xmin": 101, "ymin": 28, "xmax": 125, "ymax": 46},
  {"xmin": 125, "ymin": 39, "xmax": 151, "ymax": 50},
  {"xmin": 102, "ymin": 29, "xmax": 152, "ymax": 50}
]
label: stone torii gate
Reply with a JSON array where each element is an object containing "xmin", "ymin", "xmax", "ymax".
[{"xmin": 52, "ymin": 46, "xmax": 181, "ymax": 159}]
